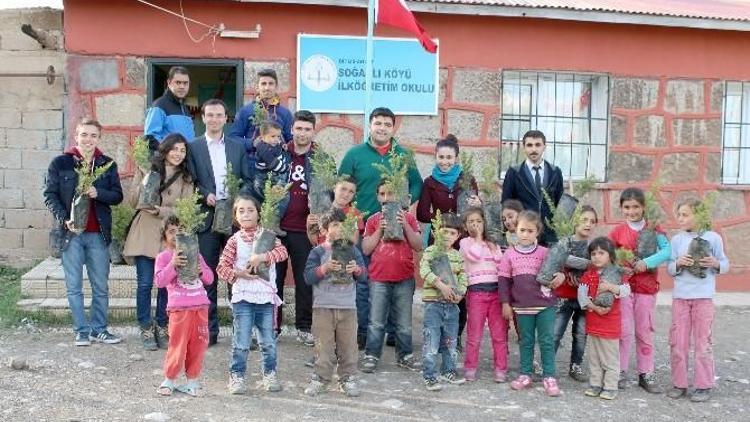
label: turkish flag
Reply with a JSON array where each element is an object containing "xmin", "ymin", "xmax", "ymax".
[{"xmin": 377, "ymin": 0, "xmax": 438, "ymax": 53}]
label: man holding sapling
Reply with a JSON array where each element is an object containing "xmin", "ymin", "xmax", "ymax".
[
  {"xmin": 188, "ymin": 99, "xmax": 252, "ymax": 346},
  {"xmin": 144, "ymin": 66, "xmax": 195, "ymax": 149},
  {"xmin": 501, "ymin": 130, "xmax": 563, "ymax": 247},
  {"xmin": 274, "ymin": 110, "xmax": 325, "ymax": 345},
  {"xmin": 44, "ymin": 117, "xmax": 124, "ymax": 346},
  {"xmin": 339, "ymin": 107, "xmax": 423, "ymax": 347}
]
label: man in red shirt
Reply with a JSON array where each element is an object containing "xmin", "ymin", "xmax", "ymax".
[
  {"xmin": 360, "ymin": 181, "xmax": 423, "ymax": 373},
  {"xmin": 275, "ymin": 110, "xmax": 320, "ymax": 345}
]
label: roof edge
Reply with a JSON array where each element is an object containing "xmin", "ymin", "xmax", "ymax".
[{"xmin": 235, "ymin": 0, "xmax": 750, "ymax": 32}]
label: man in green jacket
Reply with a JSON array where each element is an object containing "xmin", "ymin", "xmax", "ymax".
[{"xmin": 339, "ymin": 106, "xmax": 423, "ymax": 348}]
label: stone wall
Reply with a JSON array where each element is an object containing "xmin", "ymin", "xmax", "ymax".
[
  {"xmin": 6, "ymin": 20, "xmax": 745, "ymax": 285},
  {"xmin": 0, "ymin": 8, "xmax": 65, "ymax": 266}
]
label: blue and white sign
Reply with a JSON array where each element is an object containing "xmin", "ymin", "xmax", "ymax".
[{"xmin": 297, "ymin": 34, "xmax": 439, "ymax": 115}]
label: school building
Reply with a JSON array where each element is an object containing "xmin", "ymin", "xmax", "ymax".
[{"xmin": 2, "ymin": 0, "xmax": 750, "ymax": 292}]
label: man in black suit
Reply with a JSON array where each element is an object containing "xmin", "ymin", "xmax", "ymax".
[
  {"xmin": 188, "ymin": 98, "xmax": 252, "ymax": 345},
  {"xmin": 501, "ymin": 130, "xmax": 564, "ymax": 246}
]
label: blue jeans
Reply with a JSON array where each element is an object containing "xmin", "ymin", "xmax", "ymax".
[
  {"xmin": 365, "ymin": 279, "xmax": 415, "ymax": 360},
  {"xmin": 553, "ymin": 298, "xmax": 587, "ymax": 366},
  {"xmin": 134, "ymin": 256, "xmax": 168, "ymax": 328},
  {"xmin": 61, "ymin": 232, "xmax": 110, "ymax": 335},
  {"xmin": 422, "ymin": 302, "xmax": 459, "ymax": 379},
  {"xmin": 230, "ymin": 302, "xmax": 277, "ymax": 376},
  {"xmin": 356, "ymin": 250, "xmax": 395, "ymax": 338}
]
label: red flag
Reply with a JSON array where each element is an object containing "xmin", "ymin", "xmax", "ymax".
[{"xmin": 377, "ymin": 0, "xmax": 437, "ymax": 53}]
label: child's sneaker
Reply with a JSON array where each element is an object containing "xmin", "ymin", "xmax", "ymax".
[
  {"xmin": 618, "ymin": 371, "xmax": 628, "ymax": 389},
  {"xmin": 584, "ymin": 386, "xmax": 603, "ymax": 397},
  {"xmin": 494, "ymin": 369, "xmax": 508, "ymax": 383},
  {"xmin": 439, "ymin": 371, "xmax": 466, "ymax": 385},
  {"xmin": 361, "ymin": 355, "xmax": 378, "ymax": 373},
  {"xmin": 304, "ymin": 379, "xmax": 328, "ymax": 397},
  {"xmin": 304, "ymin": 356, "xmax": 316, "ymax": 368},
  {"xmin": 638, "ymin": 372, "xmax": 662, "ymax": 394},
  {"xmin": 396, "ymin": 354, "xmax": 421, "ymax": 371},
  {"xmin": 74, "ymin": 332, "xmax": 91, "ymax": 347},
  {"xmin": 297, "ymin": 331, "xmax": 315, "ymax": 347},
  {"xmin": 599, "ymin": 389, "xmax": 617, "ymax": 400},
  {"xmin": 339, "ymin": 376, "xmax": 361, "ymax": 397},
  {"xmin": 568, "ymin": 363, "xmax": 587, "ymax": 382},
  {"xmin": 424, "ymin": 377, "xmax": 442, "ymax": 391},
  {"xmin": 263, "ymin": 371, "xmax": 283, "ymax": 392},
  {"xmin": 510, "ymin": 374, "xmax": 532, "ymax": 390},
  {"xmin": 140, "ymin": 326, "xmax": 157, "ymax": 351},
  {"xmin": 542, "ymin": 377, "xmax": 562, "ymax": 397},
  {"xmin": 228, "ymin": 373, "xmax": 247, "ymax": 395},
  {"xmin": 690, "ymin": 388, "xmax": 711, "ymax": 402},
  {"xmin": 463, "ymin": 368, "xmax": 477, "ymax": 382},
  {"xmin": 90, "ymin": 330, "xmax": 121, "ymax": 344},
  {"xmin": 667, "ymin": 386, "xmax": 687, "ymax": 399}
]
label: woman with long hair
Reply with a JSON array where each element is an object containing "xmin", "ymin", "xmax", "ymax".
[{"xmin": 123, "ymin": 133, "xmax": 195, "ymax": 351}]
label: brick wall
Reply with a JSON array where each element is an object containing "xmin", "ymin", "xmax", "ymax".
[{"xmin": 0, "ymin": 8, "xmax": 65, "ymax": 266}]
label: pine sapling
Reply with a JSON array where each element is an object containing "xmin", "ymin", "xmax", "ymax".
[
  {"xmin": 131, "ymin": 136, "xmax": 151, "ymax": 170},
  {"xmin": 428, "ymin": 210, "xmax": 459, "ymax": 293},
  {"xmin": 173, "ymin": 191, "xmax": 208, "ymax": 283}
]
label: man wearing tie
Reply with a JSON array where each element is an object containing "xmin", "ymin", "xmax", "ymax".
[{"xmin": 501, "ymin": 130, "xmax": 564, "ymax": 246}]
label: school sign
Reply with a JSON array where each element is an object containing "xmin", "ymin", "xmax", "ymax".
[{"xmin": 296, "ymin": 34, "xmax": 439, "ymax": 115}]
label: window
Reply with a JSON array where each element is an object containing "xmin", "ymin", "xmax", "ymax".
[
  {"xmin": 722, "ymin": 81, "xmax": 750, "ymax": 185},
  {"xmin": 499, "ymin": 71, "xmax": 609, "ymax": 181}
]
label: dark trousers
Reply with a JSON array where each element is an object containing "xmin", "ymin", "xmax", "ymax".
[
  {"xmin": 198, "ymin": 229, "xmax": 230, "ymax": 337},
  {"xmin": 275, "ymin": 231, "xmax": 313, "ymax": 332}
]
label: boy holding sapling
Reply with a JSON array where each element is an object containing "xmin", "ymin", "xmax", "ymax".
[
  {"xmin": 43, "ymin": 117, "xmax": 123, "ymax": 346},
  {"xmin": 360, "ymin": 180, "xmax": 423, "ymax": 373},
  {"xmin": 666, "ymin": 196, "xmax": 728, "ymax": 402},
  {"xmin": 419, "ymin": 211, "xmax": 468, "ymax": 391},
  {"xmin": 303, "ymin": 208, "xmax": 367, "ymax": 397}
]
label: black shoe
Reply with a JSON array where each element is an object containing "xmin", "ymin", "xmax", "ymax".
[
  {"xmin": 385, "ymin": 335, "xmax": 396, "ymax": 347},
  {"xmin": 209, "ymin": 333, "xmax": 218, "ymax": 347},
  {"xmin": 140, "ymin": 326, "xmax": 158, "ymax": 351},
  {"xmin": 154, "ymin": 324, "xmax": 169, "ymax": 349},
  {"xmin": 357, "ymin": 334, "xmax": 366, "ymax": 351},
  {"xmin": 690, "ymin": 388, "xmax": 711, "ymax": 402},
  {"xmin": 638, "ymin": 372, "xmax": 663, "ymax": 394}
]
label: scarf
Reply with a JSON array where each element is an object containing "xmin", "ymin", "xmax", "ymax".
[{"xmin": 431, "ymin": 164, "xmax": 462, "ymax": 189}]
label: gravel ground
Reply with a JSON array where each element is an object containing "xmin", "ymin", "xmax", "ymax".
[{"xmin": 1, "ymin": 306, "xmax": 749, "ymax": 422}]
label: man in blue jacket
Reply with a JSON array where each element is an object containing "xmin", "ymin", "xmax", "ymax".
[
  {"xmin": 501, "ymin": 129, "xmax": 564, "ymax": 246},
  {"xmin": 44, "ymin": 118, "xmax": 124, "ymax": 346},
  {"xmin": 229, "ymin": 68, "xmax": 293, "ymax": 168},
  {"xmin": 144, "ymin": 66, "xmax": 195, "ymax": 149}
]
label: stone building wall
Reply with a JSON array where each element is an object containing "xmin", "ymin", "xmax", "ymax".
[
  {"xmin": 0, "ymin": 8, "xmax": 65, "ymax": 266},
  {"xmin": 2, "ymin": 8, "xmax": 746, "ymax": 286}
]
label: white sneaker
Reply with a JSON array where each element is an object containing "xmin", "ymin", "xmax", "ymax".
[{"xmin": 228, "ymin": 373, "xmax": 247, "ymax": 395}]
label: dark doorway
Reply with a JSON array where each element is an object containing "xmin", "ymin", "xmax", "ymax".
[{"xmin": 147, "ymin": 59, "xmax": 244, "ymax": 135}]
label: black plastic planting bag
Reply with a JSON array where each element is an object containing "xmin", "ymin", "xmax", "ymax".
[
  {"xmin": 250, "ymin": 228, "xmax": 277, "ymax": 281},
  {"xmin": 556, "ymin": 193, "xmax": 579, "ymax": 220},
  {"xmin": 537, "ymin": 237, "xmax": 570, "ymax": 287},
  {"xmin": 136, "ymin": 170, "xmax": 161, "ymax": 210},
  {"xmin": 211, "ymin": 199, "xmax": 234, "ymax": 235},
  {"xmin": 382, "ymin": 201, "xmax": 404, "ymax": 241},
  {"xmin": 330, "ymin": 239, "xmax": 356, "ymax": 284},
  {"xmin": 687, "ymin": 236, "xmax": 711, "ymax": 278},
  {"xmin": 109, "ymin": 239, "xmax": 125, "ymax": 265},
  {"xmin": 456, "ymin": 188, "xmax": 476, "ymax": 217},
  {"xmin": 71, "ymin": 194, "xmax": 90, "ymax": 230},
  {"xmin": 593, "ymin": 265, "xmax": 623, "ymax": 308},
  {"xmin": 175, "ymin": 232, "xmax": 200, "ymax": 284},
  {"xmin": 636, "ymin": 229, "xmax": 658, "ymax": 259},
  {"xmin": 430, "ymin": 253, "xmax": 458, "ymax": 294}
]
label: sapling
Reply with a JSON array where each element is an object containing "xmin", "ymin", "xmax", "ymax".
[
  {"xmin": 427, "ymin": 210, "xmax": 459, "ymax": 294},
  {"xmin": 132, "ymin": 136, "xmax": 161, "ymax": 210},
  {"xmin": 536, "ymin": 189, "xmax": 583, "ymax": 286},
  {"xmin": 686, "ymin": 193, "xmax": 717, "ymax": 278},
  {"xmin": 373, "ymin": 149, "xmax": 412, "ymax": 241},
  {"xmin": 211, "ymin": 163, "xmax": 243, "ymax": 235},
  {"xmin": 70, "ymin": 159, "xmax": 113, "ymax": 229},
  {"xmin": 174, "ymin": 191, "xmax": 208, "ymax": 284}
]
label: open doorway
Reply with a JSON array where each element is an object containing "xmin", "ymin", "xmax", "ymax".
[{"xmin": 147, "ymin": 59, "xmax": 244, "ymax": 135}]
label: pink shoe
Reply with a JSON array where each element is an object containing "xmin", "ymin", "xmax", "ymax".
[
  {"xmin": 464, "ymin": 368, "xmax": 477, "ymax": 382},
  {"xmin": 510, "ymin": 374, "xmax": 532, "ymax": 390},
  {"xmin": 543, "ymin": 377, "xmax": 562, "ymax": 397},
  {"xmin": 494, "ymin": 370, "xmax": 508, "ymax": 383}
]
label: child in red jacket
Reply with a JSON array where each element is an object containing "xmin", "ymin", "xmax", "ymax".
[{"xmin": 578, "ymin": 237, "xmax": 631, "ymax": 400}]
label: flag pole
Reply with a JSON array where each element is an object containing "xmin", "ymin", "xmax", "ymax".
[{"xmin": 364, "ymin": 0, "xmax": 376, "ymax": 143}]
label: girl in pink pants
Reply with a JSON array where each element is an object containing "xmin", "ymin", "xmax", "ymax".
[
  {"xmin": 460, "ymin": 207, "xmax": 508, "ymax": 382},
  {"xmin": 666, "ymin": 198, "xmax": 728, "ymax": 403}
]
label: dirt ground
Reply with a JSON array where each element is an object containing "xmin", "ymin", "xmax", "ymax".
[{"xmin": 1, "ymin": 306, "xmax": 749, "ymax": 422}]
